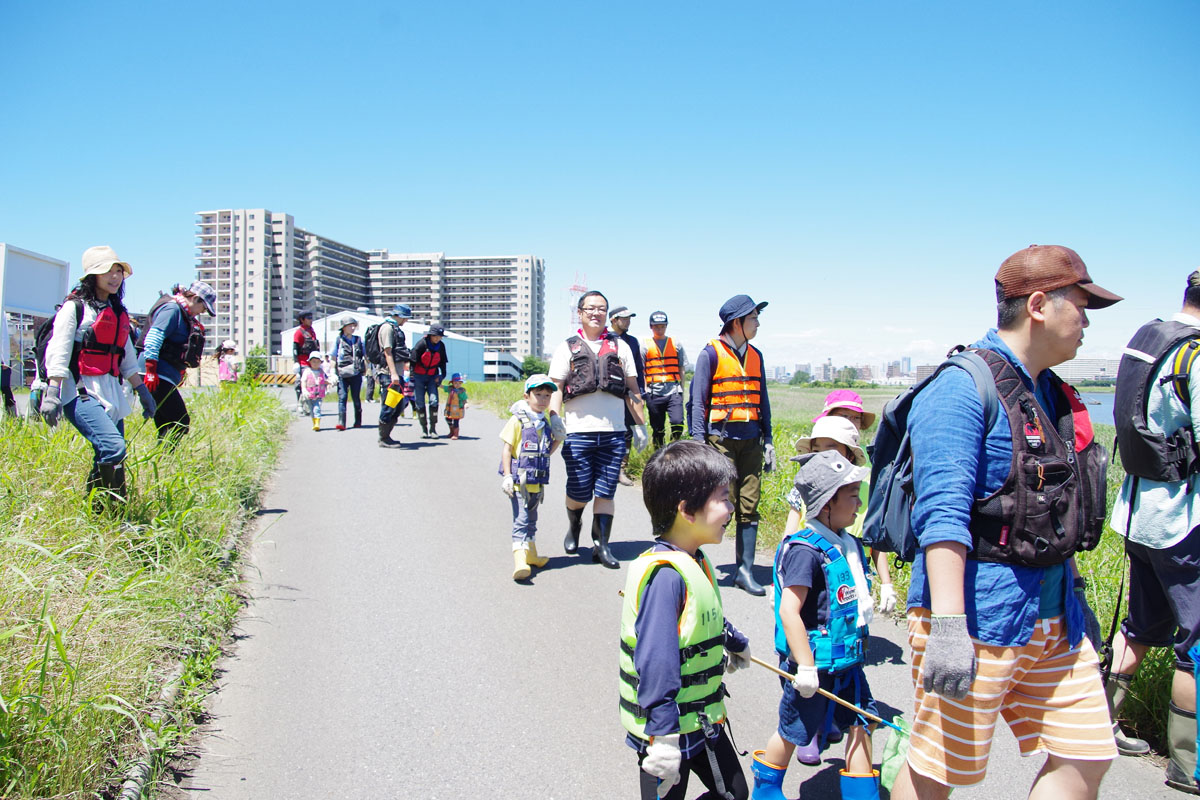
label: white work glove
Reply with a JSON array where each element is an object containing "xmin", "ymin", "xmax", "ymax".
[
  {"xmin": 763, "ymin": 443, "xmax": 776, "ymax": 473},
  {"xmin": 877, "ymin": 584, "xmax": 898, "ymax": 614},
  {"xmin": 632, "ymin": 424, "xmax": 649, "ymax": 452},
  {"xmin": 501, "ymin": 475, "xmax": 515, "ymax": 497},
  {"xmin": 642, "ymin": 733, "xmax": 681, "ymax": 796},
  {"xmin": 726, "ymin": 646, "xmax": 751, "ymax": 674},
  {"xmin": 548, "ymin": 413, "xmax": 567, "ymax": 442},
  {"xmin": 40, "ymin": 392, "xmax": 63, "ymax": 427},
  {"xmin": 790, "ymin": 664, "xmax": 819, "ymax": 698}
]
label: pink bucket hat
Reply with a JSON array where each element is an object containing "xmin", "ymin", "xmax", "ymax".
[{"xmin": 813, "ymin": 389, "xmax": 876, "ymax": 429}]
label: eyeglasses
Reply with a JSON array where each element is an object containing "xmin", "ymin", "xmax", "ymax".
[{"xmin": 580, "ymin": 306, "xmax": 607, "ymax": 314}]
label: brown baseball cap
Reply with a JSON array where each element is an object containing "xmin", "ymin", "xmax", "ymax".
[{"xmin": 995, "ymin": 245, "xmax": 1122, "ymax": 309}]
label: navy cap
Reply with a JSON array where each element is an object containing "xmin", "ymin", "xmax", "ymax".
[
  {"xmin": 718, "ymin": 294, "xmax": 767, "ymax": 325},
  {"xmin": 391, "ymin": 303, "xmax": 412, "ymax": 318},
  {"xmin": 649, "ymin": 310, "xmax": 668, "ymax": 325}
]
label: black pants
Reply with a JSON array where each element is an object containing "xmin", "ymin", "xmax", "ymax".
[
  {"xmin": 152, "ymin": 381, "xmax": 190, "ymax": 442},
  {"xmin": 0, "ymin": 365, "xmax": 15, "ymax": 415},
  {"xmin": 637, "ymin": 726, "xmax": 748, "ymax": 800},
  {"xmin": 646, "ymin": 392, "xmax": 684, "ymax": 447}
]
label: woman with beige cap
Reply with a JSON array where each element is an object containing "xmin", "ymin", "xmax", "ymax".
[{"xmin": 40, "ymin": 246, "xmax": 157, "ymax": 508}]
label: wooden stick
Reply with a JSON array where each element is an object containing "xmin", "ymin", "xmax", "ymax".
[{"xmin": 749, "ymin": 655, "xmax": 904, "ymax": 733}]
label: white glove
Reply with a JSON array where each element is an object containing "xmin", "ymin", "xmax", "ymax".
[
  {"xmin": 763, "ymin": 443, "xmax": 776, "ymax": 473},
  {"xmin": 642, "ymin": 734, "xmax": 681, "ymax": 795},
  {"xmin": 632, "ymin": 424, "xmax": 649, "ymax": 452},
  {"xmin": 791, "ymin": 664, "xmax": 819, "ymax": 698},
  {"xmin": 501, "ymin": 475, "xmax": 515, "ymax": 497},
  {"xmin": 548, "ymin": 413, "xmax": 567, "ymax": 442},
  {"xmin": 726, "ymin": 646, "xmax": 750, "ymax": 674},
  {"xmin": 877, "ymin": 584, "xmax": 898, "ymax": 614}
]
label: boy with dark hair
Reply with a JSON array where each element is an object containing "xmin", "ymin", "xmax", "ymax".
[{"xmin": 620, "ymin": 440, "xmax": 751, "ymax": 800}]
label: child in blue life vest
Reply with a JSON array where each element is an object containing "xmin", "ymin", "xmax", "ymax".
[
  {"xmin": 621, "ymin": 439, "xmax": 752, "ymax": 800},
  {"xmin": 443, "ymin": 372, "xmax": 468, "ymax": 439},
  {"xmin": 500, "ymin": 374, "xmax": 566, "ymax": 581},
  {"xmin": 751, "ymin": 450, "xmax": 880, "ymax": 800}
]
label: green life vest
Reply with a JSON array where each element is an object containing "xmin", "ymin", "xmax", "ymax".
[{"xmin": 619, "ymin": 547, "xmax": 728, "ymax": 741}]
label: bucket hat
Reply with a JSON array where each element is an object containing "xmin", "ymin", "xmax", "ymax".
[
  {"xmin": 524, "ymin": 374, "xmax": 557, "ymax": 393},
  {"xmin": 791, "ymin": 450, "xmax": 869, "ymax": 519},
  {"xmin": 814, "ymin": 389, "xmax": 877, "ymax": 429},
  {"xmin": 220, "ymin": 339, "xmax": 237, "ymax": 351},
  {"xmin": 307, "ymin": 351, "xmax": 324, "ymax": 362},
  {"xmin": 718, "ymin": 294, "xmax": 767, "ymax": 325},
  {"xmin": 81, "ymin": 245, "xmax": 133, "ymax": 278},
  {"xmin": 995, "ymin": 245, "xmax": 1122, "ymax": 310},
  {"xmin": 339, "ymin": 315, "xmax": 358, "ymax": 329},
  {"xmin": 793, "ymin": 416, "xmax": 867, "ymax": 466},
  {"xmin": 428, "ymin": 324, "xmax": 445, "ymax": 337},
  {"xmin": 391, "ymin": 303, "xmax": 412, "ymax": 318}
]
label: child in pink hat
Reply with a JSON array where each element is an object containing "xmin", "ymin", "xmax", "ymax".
[{"xmin": 813, "ymin": 389, "xmax": 876, "ymax": 430}]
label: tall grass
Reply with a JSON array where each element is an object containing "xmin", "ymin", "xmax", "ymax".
[
  {"xmin": 468, "ymin": 380, "xmax": 1174, "ymax": 749},
  {"xmin": 0, "ymin": 383, "xmax": 289, "ymax": 798}
]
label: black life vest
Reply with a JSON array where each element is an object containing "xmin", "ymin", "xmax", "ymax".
[
  {"xmin": 563, "ymin": 334, "xmax": 627, "ymax": 400},
  {"xmin": 967, "ymin": 348, "xmax": 1108, "ymax": 568},
  {"xmin": 1114, "ymin": 319, "xmax": 1200, "ymax": 482},
  {"xmin": 139, "ymin": 295, "xmax": 206, "ymax": 370}
]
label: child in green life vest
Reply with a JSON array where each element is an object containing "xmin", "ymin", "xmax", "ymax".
[
  {"xmin": 751, "ymin": 450, "xmax": 881, "ymax": 800},
  {"xmin": 620, "ymin": 440, "xmax": 752, "ymax": 800},
  {"xmin": 500, "ymin": 375, "xmax": 566, "ymax": 581},
  {"xmin": 443, "ymin": 372, "xmax": 468, "ymax": 439}
]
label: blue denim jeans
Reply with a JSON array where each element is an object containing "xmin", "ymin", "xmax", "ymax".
[
  {"xmin": 511, "ymin": 489, "xmax": 543, "ymax": 543},
  {"xmin": 378, "ymin": 372, "xmax": 402, "ymax": 426},
  {"xmin": 63, "ymin": 392, "xmax": 127, "ymax": 467},
  {"xmin": 411, "ymin": 374, "xmax": 440, "ymax": 415},
  {"xmin": 337, "ymin": 375, "xmax": 362, "ymax": 425}
]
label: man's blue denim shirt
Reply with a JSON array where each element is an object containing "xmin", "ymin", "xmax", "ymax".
[{"xmin": 906, "ymin": 329, "xmax": 1085, "ymax": 648}]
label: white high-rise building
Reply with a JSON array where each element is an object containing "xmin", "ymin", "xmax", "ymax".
[{"xmin": 196, "ymin": 210, "xmax": 544, "ymax": 359}]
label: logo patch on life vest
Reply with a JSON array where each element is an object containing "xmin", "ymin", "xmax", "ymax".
[{"xmin": 835, "ymin": 584, "xmax": 857, "ymax": 604}]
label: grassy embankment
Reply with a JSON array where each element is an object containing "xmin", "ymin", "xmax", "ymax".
[
  {"xmin": 467, "ymin": 380, "xmax": 1172, "ymax": 749},
  {"xmin": 0, "ymin": 383, "xmax": 289, "ymax": 798}
]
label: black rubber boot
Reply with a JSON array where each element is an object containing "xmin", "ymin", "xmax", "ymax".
[
  {"xmin": 429, "ymin": 408, "xmax": 441, "ymax": 439},
  {"xmin": 1106, "ymin": 673, "xmax": 1151, "ymax": 756},
  {"xmin": 1167, "ymin": 702, "xmax": 1200, "ymax": 794},
  {"xmin": 97, "ymin": 463, "xmax": 127, "ymax": 511},
  {"xmin": 734, "ymin": 523, "xmax": 766, "ymax": 596},
  {"xmin": 591, "ymin": 513, "xmax": 619, "ymax": 569},
  {"xmin": 86, "ymin": 464, "xmax": 102, "ymax": 511},
  {"xmin": 378, "ymin": 421, "xmax": 402, "ymax": 448},
  {"xmin": 564, "ymin": 507, "xmax": 585, "ymax": 554},
  {"xmin": 416, "ymin": 408, "xmax": 430, "ymax": 438}
]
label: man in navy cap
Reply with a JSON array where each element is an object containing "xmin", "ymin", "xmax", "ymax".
[
  {"xmin": 642, "ymin": 310, "xmax": 689, "ymax": 448},
  {"xmin": 688, "ymin": 294, "xmax": 775, "ymax": 595}
]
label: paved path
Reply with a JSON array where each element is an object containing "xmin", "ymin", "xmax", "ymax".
[{"xmin": 170, "ymin": 400, "xmax": 1171, "ymax": 799}]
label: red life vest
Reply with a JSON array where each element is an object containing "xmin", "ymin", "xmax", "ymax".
[
  {"xmin": 77, "ymin": 301, "xmax": 130, "ymax": 378},
  {"xmin": 412, "ymin": 341, "xmax": 446, "ymax": 375}
]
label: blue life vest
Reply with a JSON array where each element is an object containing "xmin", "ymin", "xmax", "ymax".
[
  {"xmin": 502, "ymin": 405, "xmax": 551, "ymax": 486},
  {"xmin": 773, "ymin": 527, "xmax": 864, "ymax": 674}
]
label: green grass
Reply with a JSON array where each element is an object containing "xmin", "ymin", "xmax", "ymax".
[
  {"xmin": 469, "ymin": 380, "xmax": 1174, "ymax": 749},
  {"xmin": 0, "ymin": 383, "xmax": 289, "ymax": 798}
]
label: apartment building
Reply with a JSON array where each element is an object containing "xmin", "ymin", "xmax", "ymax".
[{"xmin": 195, "ymin": 210, "xmax": 544, "ymax": 359}]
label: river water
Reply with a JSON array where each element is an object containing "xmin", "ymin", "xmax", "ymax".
[{"xmin": 1079, "ymin": 391, "xmax": 1115, "ymax": 426}]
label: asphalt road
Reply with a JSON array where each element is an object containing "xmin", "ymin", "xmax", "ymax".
[{"xmin": 168, "ymin": 398, "xmax": 1172, "ymax": 799}]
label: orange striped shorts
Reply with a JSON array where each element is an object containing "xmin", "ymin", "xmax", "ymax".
[{"xmin": 906, "ymin": 609, "xmax": 1117, "ymax": 788}]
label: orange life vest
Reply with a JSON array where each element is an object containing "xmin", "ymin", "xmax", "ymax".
[
  {"xmin": 644, "ymin": 337, "xmax": 682, "ymax": 384},
  {"xmin": 707, "ymin": 338, "xmax": 763, "ymax": 424}
]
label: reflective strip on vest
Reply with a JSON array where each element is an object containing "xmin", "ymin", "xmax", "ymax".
[
  {"xmin": 707, "ymin": 338, "xmax": 763, "ymax": 423},
  {"xmin": 644, "ymin": 338, "xmax": 682, "ymax": 383},
  {"xmin": 619, "ymin": 549, "xmax": 727, "ymax": 740},
  {"xmin": 772, "ymin": 528, "xmax": 864, "ymax": 673}
]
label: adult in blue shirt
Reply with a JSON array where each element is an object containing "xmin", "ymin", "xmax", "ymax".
[
  {"xmin": 141, "ymin": 281, "xmax": 215, "ymax": 442},
  {"xmin": 891, "ymin": 245, "xmax": 1122, "ymax": 800}
]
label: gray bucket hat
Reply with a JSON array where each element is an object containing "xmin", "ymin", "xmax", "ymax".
[
  {"xmin": 791, "ymin": 450, "xmax": 869, "ymax": 518},
  {"xmin": 339, "ymin": 315, "xmax": 358, "ymax": 329}
]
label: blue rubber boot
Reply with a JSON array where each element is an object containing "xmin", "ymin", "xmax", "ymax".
[
  {"xmin": 839, "ymin": 769, "xmax": 880, "ymax": 800},
  {"xmin": 751, "ymin": 750, "xmax": 788, "ymax": 800}
]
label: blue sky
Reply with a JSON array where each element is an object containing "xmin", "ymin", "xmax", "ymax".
[{"xmin": 2, "ymin": 1, "xmax": 1196, "ymax": 369}]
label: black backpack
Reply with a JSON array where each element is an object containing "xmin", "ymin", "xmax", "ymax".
[
  {"xmin": 363, "ymin": 322, "xmax": 387, "ymax": 367},
  {"xmin": 33, "ymin": 297, "xmax": 84, "ymax": 383},
  {"xmin": 862, "ymin": 348, "xmax": 998, "ymax": 564}
]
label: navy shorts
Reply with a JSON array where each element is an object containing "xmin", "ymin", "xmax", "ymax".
[
  {"xmin": 777, "ymin": 658, "xmax": 877, "ymax": 748},
  {"xmin": 562, "ymin": 432, "xmax": 627, "ymax": 502},
  {"xmin": 1123, "ymin": 529, "xmax": 1200, "ymax": 671}
]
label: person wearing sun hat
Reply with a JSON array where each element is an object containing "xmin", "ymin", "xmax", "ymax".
[
  {"xmin": 443, "ymin": 372, "xmax": 469, "ymax": 439},
  {"xmin": 215, "ymin": 339, "xmax": 240, "ymax": 385},
  {"xmin": 331, "ymin": 315, "xmax": 366, "ymax": 430},
  {"xmin": 688, "ymin": 293, "xmax": 774, "ymax": 595},
  {"xmin": 891, "ymin": 245, "xmax": 1121, "ymax": 800},
  {"xmin": 750, "ymin": 449, "xmax": 881, "ymax": 800},
  {"xmin": 814, "ymin": 389, "xmax": 877, "ymax": 431},
  {"xmin": 139, "ymin": 279, "xmax": 215, "ymax": 443},
  {"xmin": 40, "ymin": 246, "xmax": 157, "ymax": 508}
]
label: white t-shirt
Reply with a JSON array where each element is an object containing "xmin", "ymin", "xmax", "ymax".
[{"xmin": 549, "ymin": 334, "xmax": 637, "ymax": 433}]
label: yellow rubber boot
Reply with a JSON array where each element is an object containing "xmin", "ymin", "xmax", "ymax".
[
  {"xmin": 312, "ymin": 417, "xmax": 320, "ymax": 432},
  {"xmin": 512, "ymin": 544, "xmax": 531, "ymax": 581},
  {"xmin": 526, "ymin": 541, "xmax": 549, "ymax": 568}
]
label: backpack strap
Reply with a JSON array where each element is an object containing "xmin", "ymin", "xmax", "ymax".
[
  {"xmin": 1162, "ymin": 338, "xmax": 1200, "ymax": 408},
  {"xmin": 947, "ymin": 350, "xmax": 999, "ymax": 432}
]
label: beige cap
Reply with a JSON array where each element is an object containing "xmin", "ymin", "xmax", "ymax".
[
  {"xmin": 81, "ymin": 245, "xmax": 133, "ymax": 278},
  {"xmin": 793, "ymin": 416, "xmax": 867, "ymax": 466}
]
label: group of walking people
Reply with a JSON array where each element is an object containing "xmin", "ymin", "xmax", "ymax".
[
  {"xmin": 289, "ymin": 305, "xmax": 465, "ymax": 442},
  {"xmin": 494, "ymin": 246, "xmax": 1200, "ymax": 800}
]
